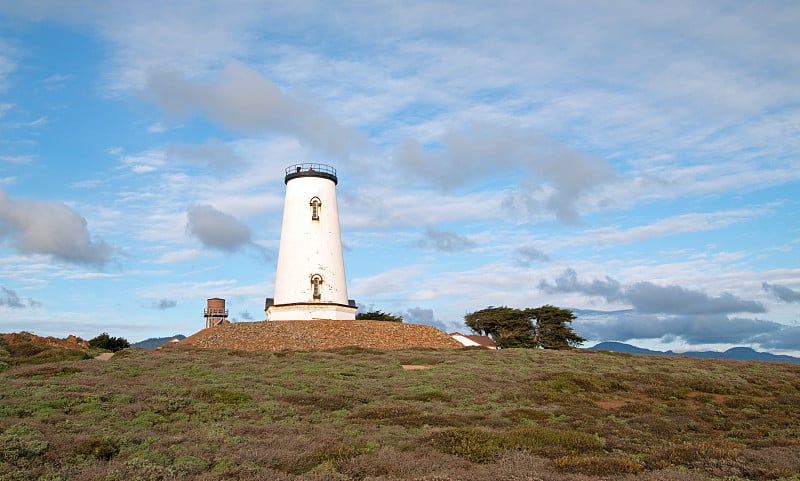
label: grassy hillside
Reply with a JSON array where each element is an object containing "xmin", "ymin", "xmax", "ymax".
[{"xmin": 1, "ymin": 344, "xmax": 798, "ymax": 480}]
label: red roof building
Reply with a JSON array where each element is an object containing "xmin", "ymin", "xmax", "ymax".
[{"xmin": 450, "ymin": 332, "xmax": 498, "ymax": 349}]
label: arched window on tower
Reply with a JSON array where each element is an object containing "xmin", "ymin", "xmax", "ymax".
[
  {"xmin": 310, "ymin": 197, "xmax": 321, "ymax": 220},
  {"xmin": 311, "ymin": 274, "xmax": 323, "ymax": 300}
]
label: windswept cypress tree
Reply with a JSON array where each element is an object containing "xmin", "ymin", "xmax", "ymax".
[{"xmin": 464, "ymin": 305, "xmax": 584, "ymax": 349}]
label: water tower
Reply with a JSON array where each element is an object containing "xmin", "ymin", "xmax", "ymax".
[
  {"xmin": 265, "ymin": 163, "xmax": 356, "ymax": 320},
  {"xmin": 204, "ymin": 298, "xmax": 229, "ymax": 328}
]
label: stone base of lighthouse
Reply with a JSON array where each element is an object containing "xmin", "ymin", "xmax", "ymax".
[{"xmin": 266, "ymin": 302, "xmax": 357, "ymax": 321}]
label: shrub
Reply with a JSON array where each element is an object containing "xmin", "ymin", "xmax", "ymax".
[
  {"xmin": 277, "ymin": 392, "xmax": 356, "ymax": 411},
  {"xmin": 554, "ymin": 454, "xmax": 643, "ymax": 475},
  {"xmin": 502, "ymin": 424, "xmax": 605, "ymax": 457},
  {"xmin": 76, "ymin": 436, "xmax": 121, "ymax": 460},
  {"xmin": 351, "ymin": 404, "xmax": 420, "ymax": 421},
  {"xmin": 402, "ymin": 387, "xmax": 452, "ymax": 403},
  {"xmin": 5, "ymin": 341, "xmax": 47, "ymax": 358},
  {"xmin": 350, "ymin": 404, "xmax": 473, "ymax": 428},
  {"xmin": 356, "ymin": 310, "xmax": 403, "ymax": 322},
  {"xmin": 427, "ymin": 428, "xmax": 505, "ymax": 463},
  {"xmin": 325, "ymin": 346, "xmax": 384, "ymax": 356},
  {"xmin": 502, "ymin": 407, "xmax": 549, "ymax": 422},
  {"xmin": 174, "ymin": 455, "xmax": 212, "ymax": 475},
  {"xmin": 314, "ymin": 440, "xmax": 379, "ymax": 463},
  {"xmin": 539, "ymin": 372, "xmax": 628, "ymax": 393},
  {"xmin": 11, "ymin": 365, "xmax": 81, "ymax": 378},
  {"xmin": 0, "ymin": 405, "xmax": 31, "ymax": 418},
  {"xmin": 197, "ymin": 387, "xmax": 251, "ymax": 405},
  {"xmin": 0, "ymin": 340, "xmax": 88, "ymax": 368},
  {"xmin": 651, "ymin": 440, "xmax": 740, "ymax": 469},
  {"xmin": 88, "ymin": 332, "xmax": 129, "ymax": 352},
  {"xmin": 0, "ymin": 424, "xmax": 48, "ymax": 465},
  {"xmin": 686, "ymin": 376, "xmax": 734, "ymax": 395}
]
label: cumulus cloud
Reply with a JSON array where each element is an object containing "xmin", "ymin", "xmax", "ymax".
[
  {"xmin": 149, "ymin": 298, "xmax": 177, "ymax": 310},
  {"xmin": 540, "ymin": 268, "xmax": 624, "ymax": 301},
  {"xmin": 164, "ymin": 139, "xmax": 244, "ymax": 171},
  {"xmin": 146, "ymin": 61, "xmax": 367, "ymax": 158},
  {"xmin": 513, "ymin": 246, "xmax": 551, "ymax": 267},
  {"xmin": 402, "ymin": 307, "xmax": 434, "ymax": 324},
  {"xmin": 417, "ymin": 227, "xmax": 475, "ymax": 253},
  {"xmin": 627, "ymin": 282, "xmax": 765, "ymax": 315},
  {"xmin": 402, "ymin": 306, "xmax": 453, "ymax": 332},
  {"xmin": 575, "ymin": 310, "xmax": 786, "ymax": 346},
  {"xmin": 752, "ymin": 326, "xmax": 800, "ymax": 350},
  {"xmin": 186, "ymin": 204, "xmax": 252, "ymax": 252},
  {"xmin": 0, "ymin": 188, "xmax": 115, "ymax": 266},
  {"xmin": 0, "ymin": 286, "xmax": 41, "ymax": 309},
  {"xmin": 762, "ymin": 282, "xmax": 800, "ymax": 303},
  {"xmin": 394, "ymin": 123, "xmax": 616, "ymax": 223},
  {"xmin": 540, "ymin": 268, "xmax": 764, "ymax": 315},
  {"xmin": 548, "ymin": 271, "xmax": 778, "ymax": 348}
]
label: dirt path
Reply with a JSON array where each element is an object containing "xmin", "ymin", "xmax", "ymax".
[{"xmin": 94, "ymin": 352, "xmax": 114, "ymax": 361}]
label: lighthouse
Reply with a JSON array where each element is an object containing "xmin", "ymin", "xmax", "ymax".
[{"xmin": 265, "ymin": 163, "xmax": 357, "ymax": 321}]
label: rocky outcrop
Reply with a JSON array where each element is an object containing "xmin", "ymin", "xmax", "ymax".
[
  {"xmin": 179, "ymin": 320, "xmax": 461, "ymax": 351},
  {"xmin": 1, "ymin": 332, "xmax": 89, "ymax": 351}
]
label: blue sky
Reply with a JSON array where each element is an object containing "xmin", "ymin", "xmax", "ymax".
[{"xmin": 0, "ymin": 1, "xmax": 798, "ymax": 354}]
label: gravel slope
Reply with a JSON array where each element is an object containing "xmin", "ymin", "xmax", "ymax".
[{"xmin": 180, "ymin": 320, "xmax": 462, "ymax": 351}]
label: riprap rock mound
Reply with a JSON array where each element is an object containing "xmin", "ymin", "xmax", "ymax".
[{"xmin": 179, "ymin": 320, "xmax": 462, "ymax": 351}]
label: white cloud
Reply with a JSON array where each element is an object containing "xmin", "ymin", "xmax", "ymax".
[
  {"xmin": 27, "ymin": 116, "xmax": 46, "ymax": 127},
  {"xmin": 394, "ymin": 123, "xmax": 616, "ymax": 223},
  {"xmin": 341, "ymin": 186, "xmax": 508, "ymax": 230},
  {"xmin": 145, "ymin": 61, "xmax": 369, "ymax": 158},
  {"xmin": 0, "ymin": 188, "xmax": 115, "ymax": 266},
  {"xmin": 416, "ymin": 227, "xmax": 476, "ymax": 253},
  {"xmin": 578, "ymin": 208, "xmax": 767, "ymax": 248},
  {"xmin": 164, "ymin": 139, "xmax": 244, "ymax": 171},
  {"xmin": 150, "ymin": 248, "xmax": 206, "ymax": 264},
  {"xmin": 121, "ymin": 150, "xmax": 165, "ymax": 174},
  {"xmin": 135, "ymin": 278, "xmax": 270, "ymax": 301},
  {"xmin": 349, "ymin": 265, "xmax": 426, "ymax": 298},
  {"xmin": 0, "ymin": 155, "xmax": 32, "ymax": 164},
  {"xmin": 186, "ymin": 204, "xmax": 252, "ymax": 252},
  {"xmin": 0, "ymin": 286, "xmax": 41, "ymax": 308}
]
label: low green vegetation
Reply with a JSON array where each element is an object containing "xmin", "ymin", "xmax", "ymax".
[
  {"xmin": 0, "ymin": 335, "xmax": 90, "ymax": 369},
  {"xmin": 355, "ymin": 310, "xmax": 404, "ymax": 322},
  {"xmin": 0, "ymin": 344, "xmax": 798, "ymax": 480},
  {"xmin": 87, "ymin": 332, "xmax": 130, "ymax": 352}
]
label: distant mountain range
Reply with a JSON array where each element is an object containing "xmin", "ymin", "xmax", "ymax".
[
  {"xmin": 131, "ymin": 335, "xmax": 185, "ymax": 350},
  {"xmin": 589, "ymin": 341, "xmax": 800, "ymax": 363}
]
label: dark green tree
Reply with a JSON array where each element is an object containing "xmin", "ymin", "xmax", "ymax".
[
  {"xmin": 463, "ymin": 306, "xmax": 537, "ymax": 348},
  {"xmin": 464, "ymin": 305, "xmax": 584, "ymax": 349},
  {"xmin": 527, "ymin": 305, "xmax": 585, "ymax": 349},
  {"xmin": 88, "ymin": 332, "xmax": 130, "ymax": 352},
  {"xmin": 356, "ymin": 310, "xmax": 404, "ymax": 322}
]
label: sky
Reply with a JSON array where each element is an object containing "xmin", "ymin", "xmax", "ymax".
[{"xmin": 0, "ymin": 1, "xmax": 798, "ymax": 354}]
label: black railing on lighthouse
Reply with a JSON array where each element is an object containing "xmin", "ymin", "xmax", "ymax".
[{"xmin": 284, "ymin": 163, "xmax": 338, "ymax": 185}]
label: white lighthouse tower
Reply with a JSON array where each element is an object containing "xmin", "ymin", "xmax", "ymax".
[{"xmin": 266, "ymin": 163, "xmax": 357, "ymax": 321}]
